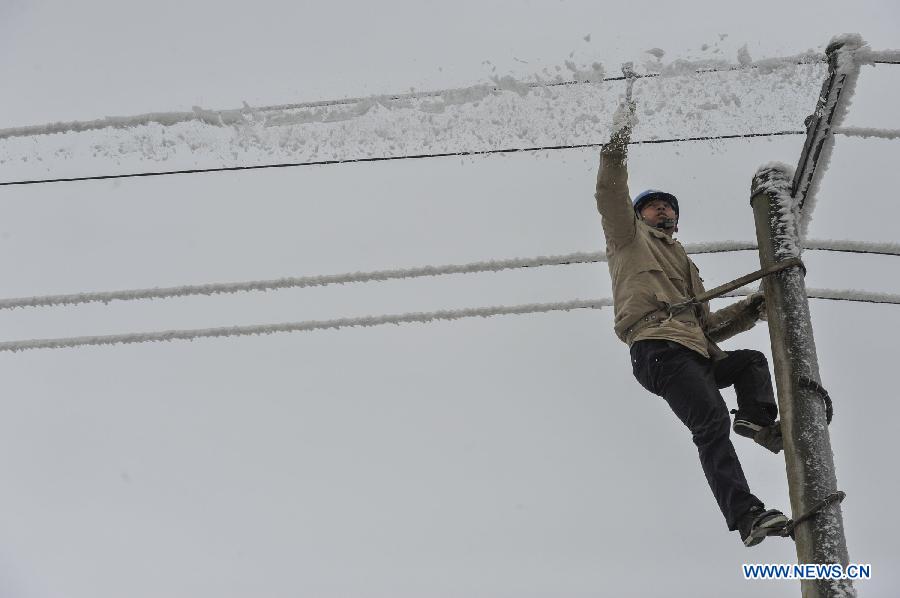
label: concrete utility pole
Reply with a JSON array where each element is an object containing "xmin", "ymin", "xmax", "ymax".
[{"xmin": 750, "ymin": 165, "xmax": 853, "ymax": 598}]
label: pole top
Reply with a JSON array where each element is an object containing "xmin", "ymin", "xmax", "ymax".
[
  {"xmin": 826, "ymin": 33, "xmax": 865, "ymax": 57},
  {"xmin": 826, "ymin": 34, "xmax": 867, "ymax": 72},
  {"xmin": 751, "ymin": 162, "xmax": 794, "ymax": 204}
]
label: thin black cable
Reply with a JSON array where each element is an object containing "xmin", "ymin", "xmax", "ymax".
[
  {"xmin": 806, "ymin": 246, "xmax": 900, "ymax": 256},
  {"xmin": 0, "ymin": 130, "xmax": 805, "ymax": 187},
  {"xmin": 807, "ymin": 295, "xmax": 897, "ymax": 305}
]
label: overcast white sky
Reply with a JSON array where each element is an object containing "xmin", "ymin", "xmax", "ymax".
[{"xmin": 1, "ymin": 1, "xmax": 898, "ymax": 597}]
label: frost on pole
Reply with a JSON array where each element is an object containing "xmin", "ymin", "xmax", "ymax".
[
  {"xmin": 0, "ymin": 55, "xmax": 826, "ymax": 181},
  {"xmin": 752, "ymin": 163, "xmax": 854, "ymax": 598},
  {"xmin": 793, "ymin": 34, "xmax": 867, "ymax": 240},
  {"xmin": 753, "ymin": 162, "xmax": 801, "ymax": 260}
]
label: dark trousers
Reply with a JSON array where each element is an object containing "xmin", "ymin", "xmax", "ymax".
[{"xmin": 630, "ymin": 340, "xmax": 778, "ymax": 530}]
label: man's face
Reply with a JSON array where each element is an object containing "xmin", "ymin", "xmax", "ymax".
[{"xmin": 639, "ymin": 198, "xmax": 678, "ymax": 230}]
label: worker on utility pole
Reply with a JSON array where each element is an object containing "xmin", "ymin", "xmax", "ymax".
[{"xmin": 594, "ymin": 98, "xmax": 788, "ymax": 547}]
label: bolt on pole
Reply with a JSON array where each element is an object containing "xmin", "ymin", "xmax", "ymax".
[{"xmin": 750, "ymin": 165, "xmax": 853, "ymax": 598}]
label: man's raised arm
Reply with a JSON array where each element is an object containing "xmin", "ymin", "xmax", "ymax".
[{"xmin": 595, "ymin": 110, "xmax": 637, "ymax": 248}]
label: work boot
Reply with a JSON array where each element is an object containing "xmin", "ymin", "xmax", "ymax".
[
  {"xmin": 732, "ymin": 410, "xmax": 783, "ymax": 454},
  {"xmin": 739, "ymin": 506, "xmax": 789, "ymax": 547}
]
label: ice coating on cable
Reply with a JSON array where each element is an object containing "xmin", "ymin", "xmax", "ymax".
[
  {"xmin": 0, "ymin": 238, "xmax": 890, "ymax": 311},
  {"xmin": 0, "ymin": 283, "xmax": 894, "ymax": 352},
  {"xmin": 0, "ymin": 242, "xmax": 758, "ymax": 311},
  {"xmin": 0, "ymin": 298, "xmax": 614, "ymax": 353},
  {"xmin": 833, "ymin": 126, "xmax": 900, "ymax": 140},
  {"xmin": 0, "ymin": 49, "xmax": 830, "ymax": 181}
]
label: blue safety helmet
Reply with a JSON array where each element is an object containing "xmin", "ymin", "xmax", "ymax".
[{"xmin": 633, "ymin": 189, "xmax": 680, "ymax": 216}]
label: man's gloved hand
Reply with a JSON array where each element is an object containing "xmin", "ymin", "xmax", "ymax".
[
  {"xmin": 746, "ymin": 291, "xmax": 767, "ymax": 322},
  {"xmin": 605, "ymin": 99, "xmax": 636, "ymax": 153},
  {"xmin": 606, "ymin": 125, "xmax": 631, "ymax": 152},
  {"xmin": 754, "ymin": 421, "xmax": 783, "ymax": 454}
]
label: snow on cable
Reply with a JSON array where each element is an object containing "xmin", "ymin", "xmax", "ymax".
[
  {"xmin": 0, "ymin": 243, "xmax": 754, "ymax": 310},
  {"xmin": 834, "ymin": 127, "xmax": 900, "ymax": 140},
  {"xmin": 0, "ymin": 130, "xmax": 810, "ymax": 187},
  {"xmin": 803, "ymin": 239, "xmax": 900, "ymax": 255},
  {"xmin": 805, "ymin": 288, "xmax": 900, "ymax": 304},
  {"xmin": 728, "ymin": 288, "xmax": 900, "ymax": 305},
  {"xmin": 0, "ymin": 289, "xmax": 897, "ymax": 353},
  {"xmin": 0, "ymin": 298, "xmax": 613, "ymax": 353},
  {"xmin": 0, "ymin": 54, "xmax": 826, "ymax": 182},
  {"xmin": 0, "ymin": 54, "xmax": 826, "ymax": 142},
  {"xmin": 1, "ymin": 240, "xmax": 896, "ymax": 311},
  {"xmin": 856, "ymin": 48, "xmax": 900, "ymax": 64},
  {"xmin": 0, "ymin": 251, "xmax": 607, "ymax": 310}
]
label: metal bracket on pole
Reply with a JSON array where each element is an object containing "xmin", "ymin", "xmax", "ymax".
[
  {"xmin": 799, "ymin": 375, "xmax": 834, "ymax": 424},
  {"xmin": 792, "ymin": 36, "xmax": 865, "ymax": 239},
  {"xmin": 781, "ymin": 491, "xmax": 847, "ymax": 539}
]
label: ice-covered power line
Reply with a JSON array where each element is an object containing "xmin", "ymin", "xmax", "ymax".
[
  {"xmin": 803, "ymin": 288, "xmax": 900, "ymax": 304},
  {"xmin": 2, "ymin": 239, "xmax": 895, "ymax": 311},
  {"xmin": 857, "ymin": 48, "xmax": 900, "ymax": 64},
  {"xmin": 0, "ymin": 53, "xmax": 827, "ymax": 142},
  {"xmin": 802, "ymin": 239, "xmax": 900, "ymax": 256},
  {"xmin": 832, "ymin": 127, "xmax": 900, "ymax": 140},
  {"xmin": 0, "ymin": 241, "xmax": 751, "ymax": 310},
  {"xmin": 0, "ymin": 130, "xmax": 805, "ymax": 187},
  {"xmin": 0, "ymin": 299, "xmax": 613, "ymax": 353},
  {"xmin": 0, "ymin": 290, "xmax": 896, "ymax": 354},
  {"xmin": 6, "ymin": 125, "xmax": 890, "ymax": 188},
  {"xmin": 724, "ymin": 289, "xmax": 900, "ymax": 304},
  {"xmin": 2, "ymin": 54, "xmax": 827, "ymax": 184}
]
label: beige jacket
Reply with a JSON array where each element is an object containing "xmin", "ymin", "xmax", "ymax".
[{"xmin": 595, "ymin": 143, "xmax": 759, "ymax": 359}]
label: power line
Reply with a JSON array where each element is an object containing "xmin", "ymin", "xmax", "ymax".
[
  {"xmin": 722, "ymin": 289, "xmax": 900, "ymax": 305},
  {"xmin": 0, "ymin": 298, "xmax": 613, "ymax": 353},
  {"xmin": 0, "ymin": 130, "xmax": 805, "ymax": 187},
  {"xmin": 861, "ymin": 49, "xmax": 900, "ymax": 65},
  {"xmin": 0, "ymin": 241, "xmax": 750, "ymax": 310},
  {"xmin": 0, "ymin": 54, "xmax": 826, "ymax": 142},
  {"xmin": 803, "ymin": 239, "xmax": 900, "ymax": 256},
  {"xmin": 0, "ymin": 289, "xmax": 895, "ymax": 354},
  {"xmin": 832, "ymin": 126, "xmax": 900, "ymax": 140},
  {"xmin": 802, "ymin": 288, "xmax": 900, "ymax": 304},
  {"xmin": 2, "ymin": 239, "xmax": 895, "ymax": 311}
]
